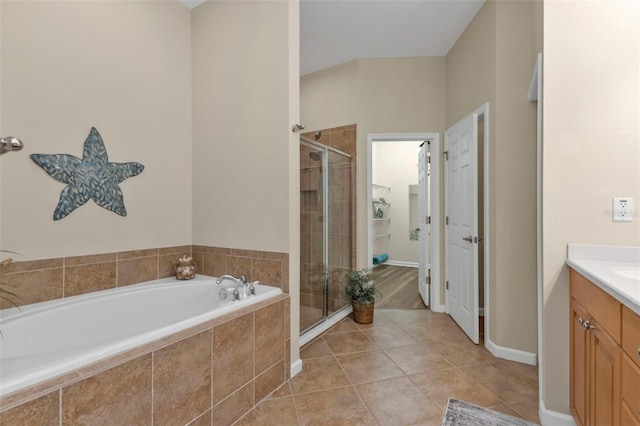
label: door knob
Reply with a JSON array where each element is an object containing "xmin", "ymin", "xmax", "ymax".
[{"xmin": 462, "ymin": 236, "xmax": 473, "ymax": 243}]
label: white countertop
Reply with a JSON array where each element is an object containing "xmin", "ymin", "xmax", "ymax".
[{"xmin": 567, "ymin": 244, "xmax": 640, "ymax": 316}]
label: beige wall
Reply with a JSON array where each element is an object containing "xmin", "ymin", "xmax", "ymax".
[
  {"xmin": 301, "ymin": 57, "xmax": 447, "ymax": 272},
  {"xmin": 191, "ymin": 0, "xmax": 290, "ymax": 254},
  {"xmin": 0, "ymin": 1, "xmax": 192, "ymax": 260},
  {"xmin": 191, "ymin": 0, "xmax": 300, "ymax": 367},
  {"xmin": 542, "ymin": 0, "xmax": 640, "ymax": 414},
  {"xmin": 447, "ymin": 0, "xmax": 538, "ymax": 355}
]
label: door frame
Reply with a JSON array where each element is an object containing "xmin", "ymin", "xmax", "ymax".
[
  {"xmin": 444, "ymin": 103, "xmax": 490, "ymax": 344},
  {"xmin": 366, "ymin": 132, "xmax": 443, "ymax": 312}
]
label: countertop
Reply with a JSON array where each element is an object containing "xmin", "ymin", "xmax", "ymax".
[{"xmin": 567, "ymin": 244, "xmax": 640, "ymax": 316}]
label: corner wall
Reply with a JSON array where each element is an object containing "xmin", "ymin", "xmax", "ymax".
[
  {"xmin": 542, "ymin": 0, "xmax": 640, "ymax": 414},
  {"xmin": 446, "ymin": 0, "xmax": 538, "ymax": 355},
  {"xmin": 191, "ymin": 0, "xmax": 290, "ymax": 254},
  {"xmin": 0, "ymin": 1, "xmax": 192, "ymax": 260}
]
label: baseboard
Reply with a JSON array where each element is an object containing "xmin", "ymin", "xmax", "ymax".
[
  {"xmin": 485, "ymin": 338, "xmax": 537, "ymax": 366},
  {"xmin": 539, "ymin": 398, "xmax": 576, "ymax": 426},
  {"xmin": 290, "ymin": 359, "xmax": 303, "ymax": 378},
  {"xmin": 430, "ymin": 303, "xmax": 446, "ymax": 313},
  {"xmin": 385, "ymin": 260, "xmax": 418, "ymax": 268}
]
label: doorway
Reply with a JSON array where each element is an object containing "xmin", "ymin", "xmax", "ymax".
[{"xmin": 366, "ymin": 133, "xmax": 441, "ymax": 311}]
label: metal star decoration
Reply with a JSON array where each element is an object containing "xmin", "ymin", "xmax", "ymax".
[{"xmin": 31, "ymin": 127, "xmax": 144, "ymax": 220}]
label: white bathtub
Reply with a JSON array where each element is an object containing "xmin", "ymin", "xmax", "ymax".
[{"xmin": 0, "ymin": 275, "xmax": 282, "ymax": 397}]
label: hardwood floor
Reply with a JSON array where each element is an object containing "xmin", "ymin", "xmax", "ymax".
[{"xmin": 374, "ymin": 264, "xmax": 427, "ymax": 309}]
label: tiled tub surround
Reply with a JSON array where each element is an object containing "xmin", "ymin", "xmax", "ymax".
[
  {"xmin": 0, "ymin": 245, "xmax": 291, "ymax": 424},
  {"xmin": 0, "ymin": 288, "xmax": 290, "ymax": 425},
  {"xmin": 0, "ymin": 245, "xmax": 289, "ymax": 308}
]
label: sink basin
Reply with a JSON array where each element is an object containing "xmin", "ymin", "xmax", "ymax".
[{"xmin": 614, "ymin": 268, "xmax": 640, "ymax": 280}]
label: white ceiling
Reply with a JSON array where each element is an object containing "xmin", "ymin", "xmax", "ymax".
[{"xmin": 178, "ymin": 0, "xmax": 485, "ymax": 76}]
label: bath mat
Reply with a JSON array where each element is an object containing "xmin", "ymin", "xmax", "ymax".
[{"xmin": 441, "ymin": 398, "xmax": 538, "ymax": 426}]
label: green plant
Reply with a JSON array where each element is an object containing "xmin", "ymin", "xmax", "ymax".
[
  {"xmin": 345, "ymin": 268, "xmax": 380, "ymax": 303},
  {"xmin": 0, "ymin": 250, "xmax": 23, "ymax": 309}
]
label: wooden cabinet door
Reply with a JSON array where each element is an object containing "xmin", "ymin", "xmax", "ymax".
[
  {"xmin": 590, "ymin": 318, "xmax": 621, "ymax": 426},
  {"xmin": 571, "ymin": 299, "xmax": 590, "ymax": 426}
]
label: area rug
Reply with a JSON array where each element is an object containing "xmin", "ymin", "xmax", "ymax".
[{"xmin": 442, "ymin": 398, "xmax": 538, "ymax": 426}]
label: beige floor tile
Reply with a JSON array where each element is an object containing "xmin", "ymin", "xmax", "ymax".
[
  {"xmin": 325, "ymin": 318, "xmax": 359, "ymax": 334},
  {"xmin": 353, "ymin": 310, "xmax": 396, "ymax": 329},
  {"xmin": 509, "ymin": 398, "xmax": 541, "ymax": 424},
  {"xmin": 294, "ymin": 386, "xmax": 376, "ymax": 425},
  {"xmin": 362, "ymin": 325, "xmax": 420, "ymax": 349},
  {"xmin": 300, "ymin": 337, "xmax": 333, "ymax": 359},
  {"xmin": 383, "ymin": 344, "xmax": 454, "ymax": 376},
  {"xmin": 289, "ymin": 356, "xmax": 350, "ymax": 395},
  {"xmin": 235, "ymin": 397, "xmax": 299, "ymax": 426},
  {"xmin": 402, "ymin": 322, "xmax": 465, "ymax": 345},
  {"xmin": 410, "ymin": 368, "xmax": 503, "ymax": 409},
  {"xmin": 268, "ymin": 382, "xmax": 292, "ymax": 399},
  {"xmin": 429, "ymin": 338, "xmax": 495, "ymax": 366},
  {"xmin": 322, "ymin": 330, "xmax": 377, "ymax": 354},
  {"xmin": 356, "ymin": 377, "xmax": 442, "ymax": 425},
  {"xmin": 336, "ymin": 350, "xmax": 404, "ymax": 384},
  {"xmin": 460, "ymin": 361, "xmax": 539, "ymax": 405}
]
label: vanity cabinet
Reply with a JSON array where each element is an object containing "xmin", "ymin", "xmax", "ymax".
[
  {"xmin": 570, "ymin": 269, "xmax": 626, "ymax": 426},
  {"xmin": 622, "ymin": 306, "xmax": 640, "ymax": 425}
]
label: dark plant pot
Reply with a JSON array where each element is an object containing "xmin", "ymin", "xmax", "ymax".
[{"xmin": 352, "ymin": 299, "xmax": 375, "ymax": 324}]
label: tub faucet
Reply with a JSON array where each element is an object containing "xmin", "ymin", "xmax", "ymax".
[{"xmin": 216, "ymin": 274, "xmax": 246, "ymax": 286}]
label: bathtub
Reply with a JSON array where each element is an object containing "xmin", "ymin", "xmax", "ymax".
[{"xmin": 0, "ymin": 275, "xmax": 282, "ymax": 397}]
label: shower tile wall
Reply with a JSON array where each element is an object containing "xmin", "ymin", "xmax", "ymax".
[
  {"xmin": 300, "ymin": 125, "xmax": 356, "ymax": 328},
  {"xmin": 0, "ymin": 245, "xmax": 289, "ymax": 309}
]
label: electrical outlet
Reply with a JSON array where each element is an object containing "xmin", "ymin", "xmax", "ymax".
[{"xmin": 613, "ymin": 197, "xmax": 633, "ymax": 222}]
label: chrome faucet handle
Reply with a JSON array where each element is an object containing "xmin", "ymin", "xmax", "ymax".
[
  {"xmin": 232, "ymin": 287, "xmax": 241, "ymax": 300},
  {"xmin": 240, "ymin": 275, "xmax": 247, "ymax": 284},
  {"xmin": 249, "ymin": 280, "xmax": 259, "ymax": 296}
]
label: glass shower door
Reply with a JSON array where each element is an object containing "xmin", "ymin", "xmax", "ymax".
[
  {"xmin": 300, "ymin": 138, "xmax": 353, "ymax": 335},
  {"xmin": 300, "ymin": 143, "xmax": 325, "ymax": 331},
  {"xmin": 326, "ymin": 150, "xmax": 352, "ymax": 316}
]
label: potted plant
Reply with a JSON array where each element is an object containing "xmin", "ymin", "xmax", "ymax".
[{"xmin": 345, "ymin": 268, "xmax": 379, "ymax": 324}]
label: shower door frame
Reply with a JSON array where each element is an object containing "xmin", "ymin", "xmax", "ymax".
[{"xmin": 300, "ymin": 136, "xmax": 353, "ymax": 336}]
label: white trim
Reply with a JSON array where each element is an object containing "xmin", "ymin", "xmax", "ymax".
[
  {"xmin": 539, "ymin": 398, "xmax": 577, "ymax": 426},
  {"xmin": 385, "ymin": 260, "xmax": 418, "ymax": 268},
  {"xmin": 367, "ymin": 132, "xmax": 441, "ymax": 313},
  {"xmin": 299, "ymin": 306, "xmax": 352, "ymax": 347},
  {"xmin": 290, "ymin": 359, "xmax": 303, "ymax": 378},
  {"xmin": 476, "ymin": 103, "xmax": 491, "ymax": 352},
  {"xmin": 532, "ymin": 52, "xmax": 544, "ymax": 410},
  {"xmin": 485, "ymin": 338, "xmax": 537, "ymax": 366}
]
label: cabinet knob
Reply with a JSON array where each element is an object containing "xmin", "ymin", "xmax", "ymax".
[{"xmin": 577, "ymin": 317, "xmax": 584, "ymax": 326}]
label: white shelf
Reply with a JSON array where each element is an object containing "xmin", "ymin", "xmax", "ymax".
[
  {"xmin": 372, "ymin": 183, "xmax": 391, "ymax": 191},
  {"xmin": 372, "ymin": 218, "xmax": 391, "ymax": 223},
  {"xmin": 374, "ymin": 233, "xmax": 391, "ymax": 242}
]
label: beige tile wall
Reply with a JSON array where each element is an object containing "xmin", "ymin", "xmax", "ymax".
[
  {"xmin": 0, "ymin": 296, "xmax": 290, "ymax": 426},
  {"xmin": 0, "ymin": 245, "xmax": 289, "ymax": 309}
]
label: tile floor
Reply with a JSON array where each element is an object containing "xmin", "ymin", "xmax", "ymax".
[{"xmin": 236, "ymin": 309, "xmax": 540, "ymax": 426}]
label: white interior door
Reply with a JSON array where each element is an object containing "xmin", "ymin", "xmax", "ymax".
[
  {"xmin": 417, "ymin": 142, "xmax": 430, "ymax": 306},
  {"xmin": 444, "ymin": 113, "xmax": 479, "ymax": 344}
]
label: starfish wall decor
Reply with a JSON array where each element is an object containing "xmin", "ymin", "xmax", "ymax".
[{"xmin": 31, "ymin": 127, "xmax": 145, "ymax": 220}]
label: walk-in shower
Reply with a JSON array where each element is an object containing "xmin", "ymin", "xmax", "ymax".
[{"xmin": 300, "ymin": 137, "xmax": 353, "ymax": 335}]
